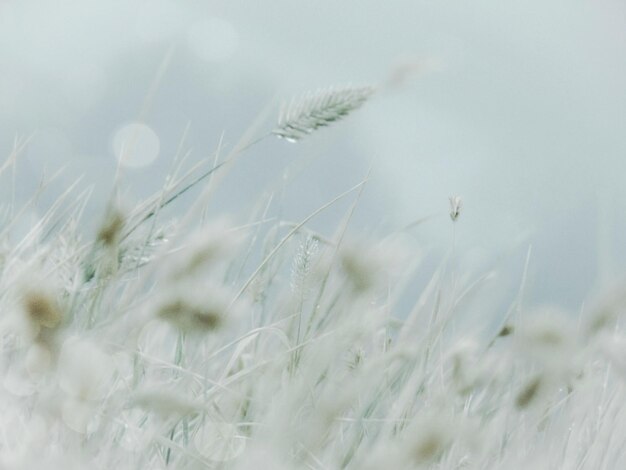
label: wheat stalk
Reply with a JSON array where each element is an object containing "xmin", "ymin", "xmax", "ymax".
[{"xmin": 273, "ymin": 85, "xmax": 375, "ymax": 142}]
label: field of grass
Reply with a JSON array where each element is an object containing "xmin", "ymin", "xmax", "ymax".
[{"xmin": 0, "ymin": 87, "xmax": 625, "ymax": 469}]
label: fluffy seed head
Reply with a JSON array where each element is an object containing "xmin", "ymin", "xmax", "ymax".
[
  {"xmin": 157, "ymin": 297, "xmax": 223, "ymax": 332},
  {"xmin": 155, "ymin": 282, "xmax": 242, "ymax": 333},
  {"xmin": 57, "ymin": 337, "xmax": 115, "ymax": 402},
  {"xmin": 165, "ymin": 219, "xmax": 244, "ymax": 280},
  {"xmin": 406, "ymin": 416, "xmax": 454, "ymax": 465},
  {"xmin": 515, "ymin": 375, "xmax": 543, "ymax": 409},
  {"xmin": 96, "ymin": 207, "xmax": 125, "ymax": 247},
  {"xmin": 22, "ymin": 289, "xmax": 63, "ymax": 331}
]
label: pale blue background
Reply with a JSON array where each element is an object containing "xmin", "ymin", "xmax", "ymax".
[{"xmin": 1, "ymin": 0, "xmax": 625, "ymax": 310}]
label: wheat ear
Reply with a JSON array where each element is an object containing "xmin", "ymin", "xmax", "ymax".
[{"xmin": 273, "ymin": 85, "xmax": 375, "ymax": 142}]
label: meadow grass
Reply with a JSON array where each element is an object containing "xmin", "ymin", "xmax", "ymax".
[{"xmin": 0, "ymin": 87, "xmax": 625, "ymax": 469}]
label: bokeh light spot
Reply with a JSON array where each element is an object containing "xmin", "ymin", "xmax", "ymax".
[{"xmin": 112, "ymin": 122, "xmax": 160, "ymax": 169}]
